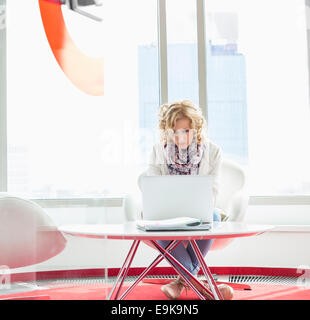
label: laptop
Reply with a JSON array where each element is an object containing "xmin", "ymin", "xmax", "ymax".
[{"xmin": 138, "ymin": 175, "xmax": 215, "ymax": 231}]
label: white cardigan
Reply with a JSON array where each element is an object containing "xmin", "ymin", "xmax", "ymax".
[{"xmin": 146, "ymin": 139, "xmax": 223, "ymax": 204}]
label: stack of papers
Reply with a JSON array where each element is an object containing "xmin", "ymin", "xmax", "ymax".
[{"xmin": 136, "ymin": 217, "xmax": 211, "ymax": 231}]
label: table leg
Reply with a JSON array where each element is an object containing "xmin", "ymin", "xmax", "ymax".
[
  {"xmin": 119, "ymin": 240, "xmax": 183, "ymax": 300},
  {"xmin": 190, "ymin": 240, "xmax": 224, "ymax": 300},
  {"xmin": 107, "ymin": 240, "xmax": 140, "ymax": 300},
  {"xmin": 108, "ymin": 239, "xmax": 216, "ymax": 301},
  {"xmin": 150, "ymin": 240, "xmax": 214, "ymax": 300}
]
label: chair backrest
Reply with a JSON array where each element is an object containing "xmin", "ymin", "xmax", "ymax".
[
  {"xmin": 0, "ymin": 194, "xmax": 67, "ymax": 269},
  {"xmin": 216, "ymin": 159, "xmax": 246, "ymax": 209}
]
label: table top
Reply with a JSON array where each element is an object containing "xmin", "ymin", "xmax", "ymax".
[{"xmin": 58, "ymin": 221, "xmax": 274, "ymax": 240}]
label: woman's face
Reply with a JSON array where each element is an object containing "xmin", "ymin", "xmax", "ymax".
[{"xmin": 173, "ymin": 118, "xmax": 194, "ymax": 149}]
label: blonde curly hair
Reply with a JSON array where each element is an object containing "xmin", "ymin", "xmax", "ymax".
[{"xmin": 158, "ymin": 100, "xmax": 207, "ymax": 145}]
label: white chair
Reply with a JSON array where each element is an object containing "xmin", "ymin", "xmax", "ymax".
[
  {"xmin": 124, "ymin": 158, "xmax": 249, "ymax": 252},
  {"xmin": 208, "ymin": 158, "xmax": 249, "ymax": 250},
  {"xmin": 0, "ymin": 193, "xmax": 67, "ymax": 298}
]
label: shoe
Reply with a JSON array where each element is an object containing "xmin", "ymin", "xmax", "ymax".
[
  {"xmin": 161, "ymin": 276, "xmax": 188, "ymax": 300},
  {"xmin": 202, "ymin": 280, "xmax": 234, "ymax": 300},
  {"xmin": 179, "ymin": 276, "xmax": 215, "ymax": 299},
  {"xmin": 187, "ymin": 277, "xmax": 215, "ymax": 300},
  {"xmin": 161, "ymin": 276, "xmax": 232, "ymax": 301}
]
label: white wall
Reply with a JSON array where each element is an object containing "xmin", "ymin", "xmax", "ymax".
[{"xmin": 9, "ymin": 204, "xmax": 310, "ymax": 275}]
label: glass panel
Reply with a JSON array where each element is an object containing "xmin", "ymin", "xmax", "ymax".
[
  {"xmin": 166, "ymin": 0, "xmax": 199, "ymax": 105},
  {"xmin": 7, "ymin": 0, "xmax": 159, "ymax": 198},
  {"xmin": 205, "ymin": 0, "xmax": 310, "ymax": 196}
]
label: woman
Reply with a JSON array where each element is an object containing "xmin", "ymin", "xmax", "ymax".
[{"xmin": 146, "ymin": 100, "xmax": 234, "ymax": 300}]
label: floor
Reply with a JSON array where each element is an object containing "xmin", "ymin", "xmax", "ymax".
[{"xmin": 1, "ymin": 274, "xmax": 309, "ymax": 300}]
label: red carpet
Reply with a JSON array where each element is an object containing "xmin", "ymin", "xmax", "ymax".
[{"xmin": 1, "ymin": 280, "xmax": 310, "ymax": 300}]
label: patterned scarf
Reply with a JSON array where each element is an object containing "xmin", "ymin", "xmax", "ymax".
[{"xmin": 164, "ymin": 136, "xmax": 205, "ymax": 175}]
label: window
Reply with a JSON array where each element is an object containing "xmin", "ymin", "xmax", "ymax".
[
  {"xmin": 166, "ymin": 0, "xmax": 199, "ymax": 105},
  {"xmin": 205, "ymin": 0, "xmax": 310, "ymax": 196},
  {"xmin": 3, "ymin": 0, "xmax": 310, "ymax": 199},
  {"xmin": 6, "ymin": 0, "xmax": 159, "ymax": 198}
]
